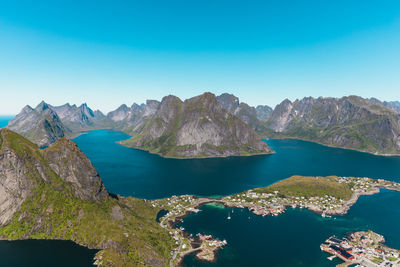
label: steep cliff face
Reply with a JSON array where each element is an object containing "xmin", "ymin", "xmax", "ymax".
[
  {"xmin": 107, "ymin": 100, "xmax": 160, "ymax": 134},
  {"xmin": 266, "ymin": 96, "xmax": 400, "ymax": 154},
  {"xmin": 216, "ymin": 93, "xmax": 272, "ymax": 131},
  {"xmin": 43, "ymin": 138, "xmax": 107, "ymax": 201},
  {"xmin": 0, "ymin": 129, "xmax": 172, "ymax": 266},
  {"xmin": 0, "ymin": 130, "xmax": 38, "ymax": 225},
  {"xmin": 0, "ymin": 128, "xmax": 105, "ymax": 226},
  {"xmin": 121, "ymin": 93, "xmax": 272, "ymax": 158},
  {"xmin": 216, "ymin": 93, "xmax": 240, "ymax": 114},
  {"xmin": 7, "ymin": 102, "xmax": 70, "ymax": 147},
  {"xmin": 369, "ymin": 98, "xmax": 400, "ymax": 114},
  {"xmin": 255, "ymin": 105, "xmax": 273, "ymax": 121}
]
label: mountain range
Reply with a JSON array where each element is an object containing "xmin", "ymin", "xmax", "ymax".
[
  {"xmin": 266, "ymin": 96, "xmax": 400, "ymax": 154},
  {"xmin": 6, "ymin": 93, "xmax": 400, "ymax": 156},
  {"xmin": 121, "ymin": 93, "xmax": 272, "ymax": 157},
  {"xmin": 7, "ymin": 93, "xmax": 272, "ymax": 157}
]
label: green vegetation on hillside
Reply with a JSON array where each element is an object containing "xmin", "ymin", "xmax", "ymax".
[
  {"xmin": 253, "ymin": 175, "xmax": 353, "ymax": 200},
  {"xmin": 0, "ymin": 129, "xmax": 173, "ymax": 266}
]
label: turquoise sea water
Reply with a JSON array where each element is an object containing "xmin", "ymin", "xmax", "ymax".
[
  {"xmin": 1, "ymin": 128, "xmax": 400, "ymax": 266},
  {"xmin": 179, "ymin": 189, "xmax": 400, "ymax": 267},
  {"xmin": 0, "ymin": 116, "xmax": 14, "ymax": 128},
  {"xmin": 72, "ymin": 129, "xmax": 400, "ymax": 199}
]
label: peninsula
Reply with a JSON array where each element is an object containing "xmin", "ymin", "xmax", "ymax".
[{"xmin": 152, "ymin": 175, "xmax": 400, "ymax": 265}]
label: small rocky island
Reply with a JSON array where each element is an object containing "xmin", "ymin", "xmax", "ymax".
[
  {"xmin": 321, "ymin": 231, "xmax": 400, "ymax": 266},
  {"xmin": 152, "ymin": 175, "xmax": 400, "ymax": 265}
]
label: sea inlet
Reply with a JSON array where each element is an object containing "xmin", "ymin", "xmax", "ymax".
[{"xmin": 1, "ymin": 129, "xmax": 400, "ymax": 266}]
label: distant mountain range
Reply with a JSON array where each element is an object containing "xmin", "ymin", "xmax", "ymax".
[
  {"xmin": 7, "ymin": 93, "xmax": 400, "ymax": 156},
  {"xmin": 265, "ymin": 96, "xmax": 400, "ymax": 155},
  {"xmin": 7, "ymin": 93, "xmax": 273, "ymax": 157}
]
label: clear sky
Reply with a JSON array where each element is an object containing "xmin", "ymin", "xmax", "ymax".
[{"xmin": 0, "ymin": 0, "xmax": 399, "ymax": 114}]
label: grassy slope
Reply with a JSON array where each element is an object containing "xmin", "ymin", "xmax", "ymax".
[
  {"xmin": 253, "ymin": 175, "xmax": 353, "ymax": 200},
  {"xmin": 0, "ymin": 129, "xmax": 173, "ymax": 266}
]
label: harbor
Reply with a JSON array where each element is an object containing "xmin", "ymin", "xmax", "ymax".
[
  {"xmin": 151, "ymin": 176, "xmax": 400, "ymax": 266},
  {"xmin": 321, "ymin": 231, "xmax": 400, "ymax": 266}
]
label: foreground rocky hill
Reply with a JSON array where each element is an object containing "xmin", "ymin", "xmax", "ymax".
[
  {"xmin": 0, "ymin": 128, "xmax": 173, "ymax": 266},
  {"xmin": 266, "ymin": 96, "xmax": 400, "ymax": 154},
  {"xmin": 121, "ymin": 93, "xmax": 272, "ymax": 158}
]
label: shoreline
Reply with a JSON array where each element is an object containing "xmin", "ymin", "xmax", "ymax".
[
  {"xmin": 153, "ymin": 177, "xmax": 400, "ymax": 266},
  {"xmin": 118, "ymin": 141, "xmax": 274, "ymax": 159},
  {"xmin": 75, "ymin": 128, "xmax": 399, "ymax": 158},
  {"xmin": 262, "ymin": 136, "xmax": 400, "ymax": 157}
]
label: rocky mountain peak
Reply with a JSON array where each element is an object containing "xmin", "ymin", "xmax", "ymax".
[
  {"xmin": 21, "ymin": 105, "xmax": 34, "ymax": 114},
  {"xmin": 44, "ymin": 138, "xmax": 108, "ymax": 201},
  {"xmin": 121, "ymin": 92, "xmax": 272, "ymax": 158},
  {"xmin": 0, "ymin": 129, "xmax": 108, "ymax": 226},
  {"xmin": 216, "ymin": 93, "xmax": 239, "ymax": 114},
  {"xmin": 255, "ymin": 105, "xmax": 273, "ymax": 121},
  {"xmin": 35, "ymin": 101, "xmax": 50, "ymax": 113}
]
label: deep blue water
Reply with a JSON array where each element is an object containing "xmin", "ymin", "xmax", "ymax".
[
  {"xmin": 179, "ymin": 189, "xmax": 400, "ymax": 267},
  {"xmin": 0, "ymin": 240, "xmax": 97, "ymax": 267},
  {"xmin": 0, "ymin": 116, "xmax": 98, "ymax": 266},
  {"xmin": 72, "ymin": 129, "xmax": 400, "ymax": 199},
  {"xmin": 1, "ymin": 128, "xmax": 400, "ymax": 266}
]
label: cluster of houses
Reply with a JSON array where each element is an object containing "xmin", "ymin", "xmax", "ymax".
[
  {"xmin": 197, "ymin": 234, "xmax": 227, "ymax": 247},
  {"xmin": 222, "ymin": 176, "xmax": 400, "ymax": 219},
  {"xmin": 321, "ymin": 231, "xmax": 400, "ymax": 267},
  {"xmin": 223, "ymin": 188, "xmax": 347, "ymax": 217}
]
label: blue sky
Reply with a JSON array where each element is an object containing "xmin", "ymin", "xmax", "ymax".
[{"xmin": 0, "ymin": 0, "xmax": 399, "ymax": 114}]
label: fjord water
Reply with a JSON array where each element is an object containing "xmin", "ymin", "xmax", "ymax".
[
  {"xmin": 72, "ymin": 130, "xmax": 400, "ymax": 199},
  {"xmin": 179, "ymin": 189, "xmax": 400, "ymax": 267},
  {"xmin": 0, "ymin": 116, "xmax": 97, "ymax": 266},
  {"xmin": 0, "ymin": 240, "xmax": 97, "ymax": 267},
  {"xmin": 1, "ymin": 128, "xmax": 400, "ymax": 266},
  {"xmin": 72, "ymin": 130, "xmax": 400, "ymax": 267}
]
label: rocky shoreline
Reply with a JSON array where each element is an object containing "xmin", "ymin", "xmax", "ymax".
[{"xmin": 152, "ymin": 176, "xmax": 400, "ymax": 266}]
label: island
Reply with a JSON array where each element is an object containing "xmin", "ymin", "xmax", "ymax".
[
  {"xmin": 151, "ymin": 175, "xmax": 400, "ymax": 265},
  {"xmin": 2, "ymin": 128, "xmax": 400, "ymax": 266},
  {"xmin": 321, "ymin": 231, "xmax": 400, "ymax": 266}
]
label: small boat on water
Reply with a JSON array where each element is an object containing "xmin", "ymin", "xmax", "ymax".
[
  {"xmin": 227, "ymin": 212, "xmax": 231, "ymax": 220},
  {"xmin": 327, "ymin": 255, "xmax": 336, "ymax": 261}
]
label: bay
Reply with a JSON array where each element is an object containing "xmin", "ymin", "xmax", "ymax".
[
  {"xmin": 72, "ymin": 129, "xmax": 400, "ymax": 199},
  {"xmin": 1, "ymin": 128, "xmax": 400, "ymax": 266},
  {"xmin": 179, "ymin": 189, "xmax": 400, "ymax": 267}
]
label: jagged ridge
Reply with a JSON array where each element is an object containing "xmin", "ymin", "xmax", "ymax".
[{"xmin": 121, "ymin": 93, "xmax": 272, "ymax": 158}]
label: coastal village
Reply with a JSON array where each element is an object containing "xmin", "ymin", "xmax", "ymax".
[
  {"xmin": 222, "ymin": 176, "xmax": 400, "ymax": 217},
  {"xmin": 151, "ymin": 176, "xmax": 400, "ymax": 266},
  {"xmin": 321, "ymin": 231, "xmax": 400, "ymax": 266}
]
